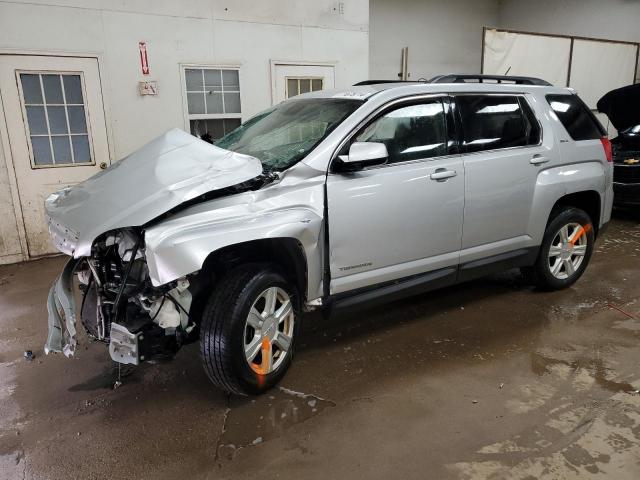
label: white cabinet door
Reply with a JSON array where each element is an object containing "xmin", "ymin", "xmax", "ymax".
[
  {"xmin": 271, "ymin": 63, "xmax": 335, "ymax": 105},
  {"xmin": 0, "ymin": 55, "xmax": 110, "ymax": 257}
]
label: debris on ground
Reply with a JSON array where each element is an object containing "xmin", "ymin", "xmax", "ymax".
[
  {"xmin": 113, "ymin": 380, "xmax": 123, "ymax": 389},
  {"xmin": 23, "ymin": 350, "xmax": 34, "ymax": 361},
  {"xmin": 472, "ymin": 400, "xmax": 478, "ymax": 404},
  {"xmin": 499, "ymin": 383, "xmax": 505, "ymax": 389}
]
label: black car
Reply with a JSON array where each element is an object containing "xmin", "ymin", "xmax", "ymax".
[{"xmin": 598, "ymin": 84, "xmax": 640, "ymax": 206}]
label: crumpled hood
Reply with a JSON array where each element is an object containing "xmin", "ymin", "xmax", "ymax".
[
  {"xmin": 45, "ymin": 128, "xmax": 262, "ymax": 257},
  {"xmin": 597, "ymin": 83, "xmax": 640, "ymax": 132}
]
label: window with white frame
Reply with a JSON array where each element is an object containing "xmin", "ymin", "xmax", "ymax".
[
  {"xmin": 19, "ymin": 72, "xmax": 93, "ymax": 167},
  {"xmin": 286, "ymin": 77, "xmax": 323, "ymax": 99},
  {"xmin": 184, "ymin": 67, "xmax": 241, "ymax": 143}
]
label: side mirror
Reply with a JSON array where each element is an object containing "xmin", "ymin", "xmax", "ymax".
[{"xmin": 334, "ymin": 142, "xmax": 388, "ymax": 172}]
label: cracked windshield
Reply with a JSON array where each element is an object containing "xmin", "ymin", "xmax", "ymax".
[{"xmin": 215, "ymin": 98, "xmax": 362, "ymax": 172}]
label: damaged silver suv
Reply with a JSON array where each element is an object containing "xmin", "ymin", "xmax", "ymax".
[{"xmin": 45, "ymin": 75, "xmax": 613, "ymax": 394}]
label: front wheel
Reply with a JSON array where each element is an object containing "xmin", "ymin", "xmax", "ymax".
[
  {"xmin": 526, "ymin": 207, "xmax": 595, "ymax": 290},
  {"xmin": 200, "ymin": 264, "xmax": 299, "ymax": 395}
]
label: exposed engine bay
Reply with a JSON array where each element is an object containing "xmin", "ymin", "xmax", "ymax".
[{"xmin": 77, "ymin": 229, "xmax": 197, "ymax": 365}]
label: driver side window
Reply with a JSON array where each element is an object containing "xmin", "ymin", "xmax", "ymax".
[{"xmin": 356, "ymin": 100, "xmax": 448, "ymax": 164}]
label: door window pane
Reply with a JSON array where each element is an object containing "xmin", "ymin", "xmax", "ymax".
[
  {"xmin": 457, "ymin": 95, "xmax": 529, "ymax": 153},
  {"xmin": 25, "ymin": 106, "xmax": 47, "ymax": 135},
  {"xmin": 31, "ymin": 136, "xmax": 53, "ymax": 165},
  {"xmin": 63, "ymin": 75, "xmax": 84, "ymax": 104},
  {"xmin": 67, "ymin": 106, "xmax": 87, "ymax": 133},
  {"xmin": 52, "ymin": 136, "xmax": 72, "ymax": 163},
  {"xmin": 19, "ymin": 72, "xmax": 93, "ymax": 166},
  {"xmin": 286, "ymin": 77, "xmax": 323, "ymax": 99},
  {"xmin": 71, "ymin": 135, "xmax": 91, "ymax": 162},
  {"xmin": 47, "ymin": 106, "xmax": 69, "ymax": 134},
  {"xmin": 356, "ymin": 101, "xmax": 448, "ymax": 164},
  {"xmin": 42, "ymin": 74, "xmax": 64, "ymax": 104},
  {"xmin": 20, "ymin": 74, "xmax": 43, "ymax": 104}
]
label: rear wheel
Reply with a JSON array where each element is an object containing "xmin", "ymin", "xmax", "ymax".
[
  {"xmin": 526, "ymin": 207, "xmax": 595, "ymax": 290},
  {"xmin": 200, "ymin": 264, "xmax": 299, "ymax": 395}
]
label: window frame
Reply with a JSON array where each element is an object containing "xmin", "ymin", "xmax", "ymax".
[
  {"xmin": 16, "ymin": 70, "xmax": 95, "ymax": 169},
  {"xmin": 329, "ymin": 94, "xmax": 458, "ymax": 173},
  {"xmin": 451, "ymin": 93, "xmax": 544, "ymax": 155},
  {"xmin": 180, "ymin": 64, "xmax": 242, "ymax": 138}
]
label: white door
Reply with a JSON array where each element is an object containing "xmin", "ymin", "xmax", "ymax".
[
  {"xmin": 272, "ymin": 63, "xmax": 335, "ymax": 105},
  {"xmin": 0, "ymin": 55, "xmax": 110, "ymax": 257}
]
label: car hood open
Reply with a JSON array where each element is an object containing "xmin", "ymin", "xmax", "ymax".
[
  {"xmin": 597, "ymin": 83, "xmax": 640, "ymax": 132},
  {"xmin": 45, "ymin": 128, "xmax": 263, "ymax": 257}
]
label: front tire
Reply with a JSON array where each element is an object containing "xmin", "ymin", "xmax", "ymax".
[
  {"xmin": 200, "ymin": 264, "xmax": 299, "ymax": 395},
  {"xmin": 528, "ymin": 207, "xmax": 595, "ymax": 290}
]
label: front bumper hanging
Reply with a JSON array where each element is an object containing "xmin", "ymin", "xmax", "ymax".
[{"xmin": 45, "ymin": 258, "xmax": 80, "ymax": 357}]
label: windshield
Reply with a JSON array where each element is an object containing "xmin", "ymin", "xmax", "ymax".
[{"xmin": 214, "ymin": 98, "xmax": 362, "ymax": 172}]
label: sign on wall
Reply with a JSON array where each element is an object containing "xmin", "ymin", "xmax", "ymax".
[{"xmin": 139, "ymin": 41, "xmax": 150, "ymax": 75}]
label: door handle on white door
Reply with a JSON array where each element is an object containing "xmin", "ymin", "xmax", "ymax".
[
  {"xmin": 530, "ymin": 155, "xmax": 549, "ymax": 165},
  {"xmin": 430, "ymin": 169, "xmax": 457, "ymax": 181}
]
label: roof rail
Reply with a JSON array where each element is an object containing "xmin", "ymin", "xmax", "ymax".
[
  {"xmin": 428, "ymin": 74, "xmax": 552, "ymax": 86},
  {"xmin": 353, "ymin": 79, "xmax": 427, "ymax": 86}
]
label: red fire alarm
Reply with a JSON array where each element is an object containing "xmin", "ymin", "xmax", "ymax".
[{"xmin": 139, "ymin": 42, "xmax": 150, "ymax": 75}]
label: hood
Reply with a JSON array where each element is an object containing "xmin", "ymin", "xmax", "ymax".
[
  {"xmin": 597, "ymin": 83, "xmax": 640, "ymax": 132},
  {"xmin": 45, "ymin": 128, "xmax": 263, "ymax": 257}
]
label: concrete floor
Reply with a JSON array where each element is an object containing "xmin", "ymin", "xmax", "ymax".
[{"xmin": 1, "ymin": 212, "xmax": 640, "ymax": 480}]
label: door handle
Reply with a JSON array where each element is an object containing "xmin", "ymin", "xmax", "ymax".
[
  {"xmin": 430, "ymin": 169, "xmax": 457, "ymax": 181},
  {"xmin": 530, "ymin": 154, "xmax": 549, "ymax": 165}
]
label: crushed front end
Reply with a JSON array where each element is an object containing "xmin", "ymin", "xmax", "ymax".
[{"xmin": 45, "ymin": 229, "xmax": 197, "ymax": 365}]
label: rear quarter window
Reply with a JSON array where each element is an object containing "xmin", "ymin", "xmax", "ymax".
[{"xmin": 546, "ymin": 94, "xmax": 605, "ymax": 141}]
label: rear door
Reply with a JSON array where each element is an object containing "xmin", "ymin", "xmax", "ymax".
[{"xmin": 454, "ymin": 94, "xmax": 549, "ymax": 262}]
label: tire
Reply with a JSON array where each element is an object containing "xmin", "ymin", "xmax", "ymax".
[
  {"xmin": 527, "ymin": 207, "xmax": 595, "ymax": 290},
  {"xmin": 199, "ymin": 264, "xmax": 300, "ymax": 395}
]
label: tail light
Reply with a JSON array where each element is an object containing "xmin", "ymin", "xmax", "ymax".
[{"xmin": 600, "ymin": 137, "xmax": 613, "ymax": 162}]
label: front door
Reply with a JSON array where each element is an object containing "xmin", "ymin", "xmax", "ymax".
[
  {"xmin": 327, "ymin": 98, "xmax": 464, "ymax": 294},
  {"xmin": 271, "ymin": 63, "xmax": 335, "ymax": 105},
  {"xmin": 0, "ymin": 55, "xmax": 110, "ymax": 257}
]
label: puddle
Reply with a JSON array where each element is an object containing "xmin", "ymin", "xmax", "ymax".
[
  {"xmin": 216, "ymin": 387, "xmax": 335, "ymax": 462},
  {"xmin": 531, "ymin": 352, "xmax": 637, "ymax": 394},
  {"xmin": 68, "ymin": 362, "xmax": 139, "ymax": 392}
]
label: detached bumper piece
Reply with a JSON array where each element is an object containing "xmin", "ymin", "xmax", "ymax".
[{"xmin": 45, "ymin": 258, "xmax": 81, "ymax": 356}]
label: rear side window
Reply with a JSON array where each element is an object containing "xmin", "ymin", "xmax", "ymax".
[
  {"xmin": 355, "ymin": 99, "xmax": 448, "ymax": 164},
  {"xmin": 456, "ymin": 95, "xmax": 539, "ymax": 153},
  {"xmin": 546, "ymin": 94, "xmax": 605, "ymax": 140}
]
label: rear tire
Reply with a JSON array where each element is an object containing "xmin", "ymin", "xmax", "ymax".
[
  {"xmin": 199, "ymin": 264, "xmax": 300, "ymax": 395},
  {"xmin": 526, "ymin": 207, "xmax": 595, "ymax": 290}
]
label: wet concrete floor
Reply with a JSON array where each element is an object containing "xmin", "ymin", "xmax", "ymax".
[{"xmin": 1, "ymin": 211, "xmax": 640, "ymax": 479}]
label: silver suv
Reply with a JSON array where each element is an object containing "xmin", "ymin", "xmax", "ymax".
[{"xmin": 44, "ymin": 75, "xmax": 613, "ymax": 394}]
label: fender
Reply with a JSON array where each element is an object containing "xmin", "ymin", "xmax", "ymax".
[
  {"xmin": 144, "ymin": 187, "xmax": 325, "ymax": 300},
  {"xmin": 528, "ymin": 160, "xmax": 606, "ymax": 243}
]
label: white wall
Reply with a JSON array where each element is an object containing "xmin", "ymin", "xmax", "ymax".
[
  {"xmin": 498, "ymin": 0, "xmax": 640, "ymax": 82},
  {"xmin": 0, "ymin": 0, "xmax": 369, "ymax": 264},
  {"xmin": 369, "ymin": 0, "xmax": 499, "ymax": 81}
]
